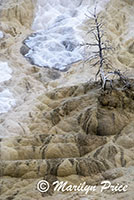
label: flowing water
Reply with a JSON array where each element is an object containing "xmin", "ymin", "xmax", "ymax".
[
  {"xmin": 0, "ymin": 0, "xmax": 109, "ymax": 114},
  {"xmin": 24, "ymin": 0, "xmax": 109, "ymax": 71}
]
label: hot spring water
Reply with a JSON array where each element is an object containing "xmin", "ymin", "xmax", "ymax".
[{"xmin": 24, "ymin": 0, "xmax": 109, "ymax": 71}]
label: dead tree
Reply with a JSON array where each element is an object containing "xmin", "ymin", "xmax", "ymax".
[
  {"xmin": 82, "ymin": 6, "xmax": 114, "ymax": 90},
  {"xmin": 81, "ymin": 5, "xmax": 132, "ymax": 90}
]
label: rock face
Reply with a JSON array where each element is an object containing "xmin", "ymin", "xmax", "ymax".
[
  {"xmin": 0, "ymin": 0, "xmax": 134, "ymax": 200},
  {"xmin": 1, "ymin": 82, "xmax": 134, "ymax": 199},
  {"xmin": 0, "ymin": 0, "xmax": 36, "ymax": 28}
]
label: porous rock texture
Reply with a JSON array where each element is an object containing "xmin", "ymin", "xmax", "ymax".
[{"xmin": 0, "ymin": 0, "xmax": 134, "ymax": 200}]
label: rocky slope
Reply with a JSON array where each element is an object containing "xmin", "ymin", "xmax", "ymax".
[{"xmin": 0, "ymin": 0, "xmax": 134, "ymax": 199}]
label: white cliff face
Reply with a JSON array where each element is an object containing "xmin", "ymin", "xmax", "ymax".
[
  {"xmin": 24, "ymin": 0, "xmax": 110, "ymax": 70},
  {"xmin": 0, "ymin": 62, "xmax": 15, "ymax": 114}
]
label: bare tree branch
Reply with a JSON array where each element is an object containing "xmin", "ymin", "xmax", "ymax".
[
  {"xmin": 80, "ymin": 43, "xmax": 99, "ymax": 47},
  {"xmin": 92, "ymin": 31, "xmax": 99, "ymax": 42},
  {"xmin": 92, "ymin": 60, "xmax": 100, "ymax": 67}
]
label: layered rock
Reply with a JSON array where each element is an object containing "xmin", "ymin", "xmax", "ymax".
[{"xmin": 1, "ymin": 81, "xmax": 134, "ymax": 199}]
